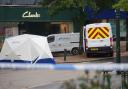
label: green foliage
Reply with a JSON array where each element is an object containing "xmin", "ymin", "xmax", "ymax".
[
  {"xmin": 60, "ymin": 72, "xmax": 128, "ymax": 89},
  {"xmin": 60, "ymin": 74, "xmax": 111, "ymax": 89},
  {"xmin": 41, "ymin": 0, "xmax": 116, "ymax": 26},
  {"xmin": 41, "ymin": 0, "xmax": 97, "ymax": 27},
  {"xmin": 60, "ymin": 79, "xmax": 77, "ymax": 89},
  {"xmin": 95, "ymin": 0, "xmax": 115, "ymax": 10},
  {"xmin": 79, "ymin": 83, "xmax": 88, "ymax": 89},
  {"xmin": 47, "ymin": 0, "xmax": 88, "ymax": 26},
  {"xmin": 39, "ymin": 0, "xmax": 53, "ymax": 7},
  {"xmin": 113, "ymin": 0, "xmax": 128, "ymax": 11}
]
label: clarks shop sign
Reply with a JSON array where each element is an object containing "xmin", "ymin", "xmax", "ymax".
[{"xmin": 22, "ymin": 11, "xmax": 40, "ymax": 18}]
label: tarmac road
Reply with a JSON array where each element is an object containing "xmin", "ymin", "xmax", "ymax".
[
  {"xmin": 0, "ymin": 70, "xmax": 85, "ymax": 89},
  {"xmin": 30, "ymin": 82, "xmax": 62, "ymax": 89}
]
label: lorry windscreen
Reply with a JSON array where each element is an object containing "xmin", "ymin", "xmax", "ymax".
[{"xmin": 87, "ymin": 27, "xmax": 110, "ymax": 39}]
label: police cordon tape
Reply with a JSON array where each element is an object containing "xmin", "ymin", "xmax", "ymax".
[{"xmin": 0, "ymin": 63, "xmax": 128, "ymax": 71}]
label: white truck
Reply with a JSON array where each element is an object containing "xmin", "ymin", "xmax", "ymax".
[
  {"xmin": 47, "ymin": 33, "xmax": 80, "ymax": 55},
  {"xmin": 83, "ymin": 23, "xmax": 114, "ymax": 57}
]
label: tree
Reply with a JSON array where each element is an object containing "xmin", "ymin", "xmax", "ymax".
[
  {"xmin": 95, "ymin": 0, "xmax": 115, "ymax": 10},
  {"xmin": 41, "ymin": 0, "xmax": 117, "ymax": 53},
  {"xmin": 41, "ymin": 0, "xmax": 98, "ymax": 26},
  {"xmin": 113, "ymin": 0, "xmax": 128, "ymax": 11},
  {"xmin": 41, "ymin": 0, "xmax": 116, "ymax": 27},
  {"xmin": 38, "ymin": 0, "xmax": 53, "ymax": 6}
]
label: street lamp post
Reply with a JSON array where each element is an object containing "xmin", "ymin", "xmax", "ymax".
[
  {"xmin": 126, "ymin": 19, "xmax": 128, "ymax": 51},
  {"xmin": 115, "ymin": 9, "xmax": 121, "ymax": 63}
]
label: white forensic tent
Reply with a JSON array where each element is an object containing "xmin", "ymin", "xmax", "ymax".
[{"xmin": 0, "ymin": 34, "xmax": 55, "ymax": 64}]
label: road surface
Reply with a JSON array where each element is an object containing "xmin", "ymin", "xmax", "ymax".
[{"xmin": 0, "ymin": 69, "xmax": 85, "ymax": 89}]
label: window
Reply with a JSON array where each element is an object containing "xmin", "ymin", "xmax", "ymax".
[
  {"xmin": 47, "ymin": 36, "xmax": 55, "ymax": 43},
  {"xmin": 109, "ymin": 19, "xmax": 126, "ymax": 37}
]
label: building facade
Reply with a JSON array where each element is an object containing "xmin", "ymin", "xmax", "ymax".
[
  {"xmin": 0, "ymin": 6, "xmax": 127, "ymax": 49},
  {"xmin": 0, "ymin": 6, "xmax": 82, "ymax": 49},
  {"xmin": 0, "ymin": 6, "xmax": 80, "ymax": 35}
]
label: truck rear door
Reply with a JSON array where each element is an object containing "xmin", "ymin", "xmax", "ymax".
[{"xmin": 86, "ymin": 26, "xmax": 111, "ymax": 48}]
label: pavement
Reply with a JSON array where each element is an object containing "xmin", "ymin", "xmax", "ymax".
[
  {"xmin": 55, "ymin": 52, "xmax": 128, "ymax": 63},
  {"xmin": 55, "ymin": 41, "xmax": 128, "ymax": 63},
  {"xmin": 0, "ymin": 70, "xmax": 85, "ymax": 89}
]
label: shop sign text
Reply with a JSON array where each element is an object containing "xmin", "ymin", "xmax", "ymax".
[{"xmin": 22, "ymin": 11, "xmax": 40, "ymax": 18}]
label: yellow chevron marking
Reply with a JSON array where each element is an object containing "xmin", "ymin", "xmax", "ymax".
[
  {"xmin": 98, "ymin": 29, "xmax": 108, "ymax": 38},
  {"xmin": 101, "ymin": 27, "xmax": 109, "ymax": 36},
  {"xmin": 88, "ymin": 27, "xmax": 109, "ymax": 39},
  {"xmin": 88, "ymin": 28, "xmax": 95, "ymax": 36},
  {"xmin": 89, "ymin": 30, "xmax": 98, "ymax": 39}
]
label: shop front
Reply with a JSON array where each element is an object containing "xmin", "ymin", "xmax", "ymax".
[
  {"xmin": 0, "ymin": 6, "xmax": 78, "ymax": 35},
  {"xmin": 0, "ymin": 6, "xmax": 80, "ymax": 49}
]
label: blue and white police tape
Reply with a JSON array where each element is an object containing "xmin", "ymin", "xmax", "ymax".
[{"xmin": 0, "ymin": 63, "xmax": 128, "ymax": 71}]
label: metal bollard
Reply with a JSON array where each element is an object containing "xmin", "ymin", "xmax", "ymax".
[{"xmin": 64, "ymin": 49, "xmax": 67, "ymax": 61}]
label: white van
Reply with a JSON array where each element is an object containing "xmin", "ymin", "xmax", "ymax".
[
  {"xmin": 47, "ymin": 33, "xmax": 80, "ymax": 55},
  {"xmin": 83, "ymin": 23, "xmax": 113, "ymax": 57}
]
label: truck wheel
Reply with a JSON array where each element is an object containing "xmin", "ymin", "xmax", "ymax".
[{"xmin": 71, "ymin": 48, "xmax": 79, "ymax": 55}]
